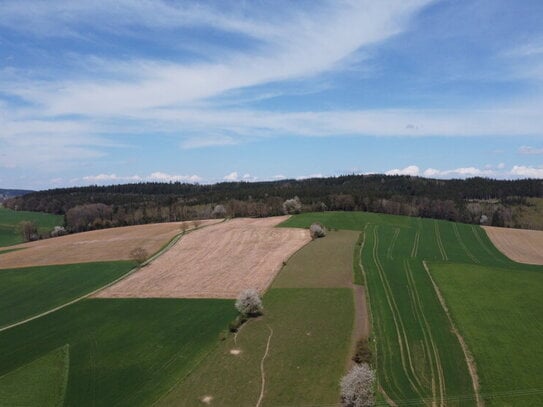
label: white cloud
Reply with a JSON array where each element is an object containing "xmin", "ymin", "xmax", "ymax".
[
  {"xmin": 296, "ymin": 173, "xmax": 323, "ymax": 180},
  {"xmin": 82, "ymin": 172, "xmax": 201, "ymax": 184},
  {"xmin": 180, "ymin": 135, "xmax": 237, "ymax": 149},
  {"xmin": 223, "ymin": 171, "xmax": 239, "ymax": 181},
  {"xmin": 510, "ymin": 165, "xmax": 543, "ymax": 178},
  {"xmin": 272, "ymin": 174, "xmax": 286, "ymax": 180},
  {"xmin": 422, "ymin": 166, "xmax": 495, "ymax": 178},
  {"xmin": 518, "ymin": 145, "xmax": 543, "ymax": 155},
  {"xmin": 385, "ymin": 165, "xmax": 420, "ymax": 176}
]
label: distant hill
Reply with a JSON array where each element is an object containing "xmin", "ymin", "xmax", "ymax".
[
  {"xmin": 3, "ymin": 175, "xmax": 543, "ymax": 231},
  {"xmin": 0, "ymin": 189, "xmax": 34, "ymax": 203}
]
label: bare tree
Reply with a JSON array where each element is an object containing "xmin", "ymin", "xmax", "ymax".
[
  {"xmin": 340, "ymin": 363, "xmax": 375, "ymax": 407},
  {"xmin": 130, "ymin": 247, "xmax": 149, "ymax": 264},
  {"xmin": 18, "ymin": 221, "xmax": 38, "ymax": 242},
  {"xmin": 235, "ymin": 289, "xmax": 263, "ymax": 316},
  {"xmin": 212, "ymin": 204, "xmax": 227, "ymax": 218},
  {"xmin": 283, "ymin": 196, "xmax": 302, "ymax": 215},
  {"xmin": 309, "ymin": 222, "xmax": 326, "ymax": 239}
]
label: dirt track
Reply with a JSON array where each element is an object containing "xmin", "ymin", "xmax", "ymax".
[
  {"xmin": 95, "ymin": 216, "xmax": 311, "ymax": 299},
  {"xmin": 0, "ymin": 220, "xmax": 217, "ymax": 269},
  {"xmin": 483, "ymin": 226, "xmax": 543, "ymax": 265}
]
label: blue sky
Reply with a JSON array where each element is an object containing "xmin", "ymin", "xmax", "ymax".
[{"xmin": 1, "ymin": 0, "xmax": 543, "ymax": 189}]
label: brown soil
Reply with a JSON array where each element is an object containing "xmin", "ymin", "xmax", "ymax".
[
  {"xmin": 0, "ymin": 220, "xmax": 217, "ymax": 269},
  {"xmin": 483, "ymin": 226, "xmax": 543, "ymax": 265},
  {"xmin": 95, "ymin": 216, "xmax": 310, "ymax": 299}
]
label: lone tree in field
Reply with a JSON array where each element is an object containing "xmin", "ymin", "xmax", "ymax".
[
  {"xmin": 283, "ymin": 196, "xmax": 302, "ymax": 215},
  {"xmin": 130, "ymin": 247, "xmax": 148, "ymax": 264},
  {"xmin": 340, "ymin": 363, "xmax": 375, "ymax": 407},
  {"xmin": 17, "ymin": 220, "xmax": 38, "ymax": 242},
  {"xmin": 212, "ymin": 204, "xmax": 227, "ymax": 218},
  {"xmin": 309, "ymin": 222, "xmax": 326, "ymax": 239},
  {"xmin": 235, "ymin": 289, "xmax": 263, "ymax": 317}
]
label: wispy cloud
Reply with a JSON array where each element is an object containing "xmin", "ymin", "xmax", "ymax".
[
  {"xmin": 82, "ymin": 171, "xmax": 201, "ymax": 184},
  {"xmin": 518, "ymin": 145, "xmax": 543, "ymax": 155}
]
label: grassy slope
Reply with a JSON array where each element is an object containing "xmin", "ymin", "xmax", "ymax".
[
  {"xmin": 0, "ymin": 299, "xmax": 236, "ymax": 407},
  {"xmin": 156, "ymin": 231, "xmax": 358, "ymax": 406},
  {"xmin": 0, "ymin": 345, "xmax": 69, "ymax": 407},
  {"xmin": 0, "ymin": 261, "xmax": 135, "ymax": 328},
  {"xmin": 431, "ymin": 263, "xmax": 543, "ymax": 406},
  {"xmin": 0, "ymin": 207, "xmax": 64, "ymax": 246},
  {"xmin": 283, "ymin": 211, "xmax": 543, "ymax": 405}
]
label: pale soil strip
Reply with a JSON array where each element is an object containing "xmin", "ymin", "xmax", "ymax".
[
  {"xmin": 423, "ymin": 261, "xmax": 484, "ymax": 407},
  {"xmin": 0, "ymin": 220, "xmax": 220, "ymax": 269},
  {"xmin": 452, "ymin": 223, "xmax": 480, "ymax": 264},
  {"xmin": 96, "ymin": 217, "xmax": 310, "ymax": 299},
  {"xmin": 411, "ymin": 229, "xmax": 420, "ymax": 258},
  {"xmin": 387, "ymin": 228, "xmax": 400, "ymax": 260},
  {"xmin": 255, "ymin": 325, "xmax": 273, "ymax": 407},
  {"xmin": 405, "ymin": 260, "xmax": 446, "ymax": 407},
  {"xmin": 371, "ymin": 227, "xmax": 426, "ymax": 401},
  {"xmin": 483, "ymin": 226, "xmax": 543, "ymax": 265},
  {"xmin": 433, "ymin": 222, "xmax": 448, "ymax": 261}
]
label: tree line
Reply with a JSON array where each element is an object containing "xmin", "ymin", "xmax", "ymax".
[{"xmin": 4, "ymin": 175, "xmax": 542, "ymax": 233}]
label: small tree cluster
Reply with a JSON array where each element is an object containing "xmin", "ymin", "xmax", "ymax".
[
  {"xmin": 18, "ymin": 220, "xmax": 38, "ymax": 242},
  {"xmin": 340, "ymin": 363, "xmax": 375, "ymax": 407},
  {"xmin": 130, "ymin": 247, "xmax": 149, "ymax": 264},
  {"xmin": 235, "ymin": 289, "xmax": 263, "ymax": 316},
  {"xmin": 50, "ymin": 225, "xmax": 67, "ymax": 237},
  {"xmin": 282, "ymin": 196, "xmax": 302, "ymax": 215},
  {"xmin": 309, "ymin": 222, "xmax": 326, "ymax": 239}
]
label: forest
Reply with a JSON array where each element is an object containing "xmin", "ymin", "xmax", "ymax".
[{"xmin": 4, "ymin": 175, "xmax": 543, "ymax": 233}]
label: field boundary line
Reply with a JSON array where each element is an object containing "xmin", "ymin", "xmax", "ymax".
[
  {"xmin": 0, "ymin": 222, "xmax": 219, "ymax": 333},
  {"xmin": 422, "ymin": 261, "xmax": 484, "ymax": 407},
  {"xmin": 452, "ymin": 224, "xmax": 480, "ymax": 264},
  {"xmin": 255, "ymin": 325, "xmax": 273, "ymax": 407}
]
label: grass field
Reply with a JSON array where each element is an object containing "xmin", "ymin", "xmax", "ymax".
[
  {"xmin": 281, "ymin": 211, "xmax": 543, "ymax": 406},
  {"xmin": 156, "ymin": 229, "xmax": 358, "ymax": 406},
  {"xmin": 0, "ymin": 261, "xmax": 135, "ymax": 328},
  {"xmin": 0, "ymin": 345, "xmax": 69, "ymax": 407},
  {"xmin": 0, "ymin": 299, "xmax": 237, "ymax": 407},
  {"xmin": 0, "ymin": 207, "xmax": 64, "ymax": 246},
  {"xmin": 431, "ymin": 263, "xmax": 543, "ymax": 406}
]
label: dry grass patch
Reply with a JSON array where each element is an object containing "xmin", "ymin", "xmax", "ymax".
[
  {"xmin": 483, "ymin": 226, "xmax": 543, "ymax": 265},
  {"xmin": 95, "ymin": 216, "xmax": 310, "ymax": 299},
  {"xmin": 0, "ymin": 220, "xmax": 218, "ymax": 269}
]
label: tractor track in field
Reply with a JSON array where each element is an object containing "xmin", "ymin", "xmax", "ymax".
[
  {"xmin": 411, "ymin": 229, "xmax": 420, "ymax": 258},
  {"xmin": 371, "ymin": 226, "xmax": 427, "ymax": 402},
  {"xmin": 387, "ymin": 228, "xmax": 400, "ymax": 260},
  {"xmin": 452, "ymin": 224, "xmax": 480, "ymax": 264},
  {"xmin": 423, "ymin": 261, "xmax": 484, "ymax": 407},
  {"xmin": 433, "ymin": 221, "xmax": 448, "ymax": 261},
  {"xmin": 404, "ymin": 260, "xmax": 446, "ymax": 407},
  {"xmin": 471, "ymin": 226, "xmax": 502, "ymax": 263}
]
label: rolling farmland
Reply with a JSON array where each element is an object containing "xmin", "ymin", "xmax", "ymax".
[
  {"xmin": 282, "ymin": 212, "xmax": 543, "ymax": 406},
  {"xmin": 0, "ymin": 207, "xmax": 63, "ymax": 247}
]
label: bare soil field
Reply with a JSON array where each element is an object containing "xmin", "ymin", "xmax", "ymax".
[
  {"xmin": 0, "ymin": 221, "xmax": 217, "ymax": 269},
  {"xmin": 95, "ymin": 216, "xmax": 311, "ymax": 299},
  {"xmin": 483, "ymin": 226, "xmax": 543, "ymax": 265}
]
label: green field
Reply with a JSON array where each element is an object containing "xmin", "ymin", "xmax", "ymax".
[
  {"xmin": 0, "ymin": 299, "xmax": 237, "ymax": 407},
  {"xmin": 156, "ymin": 229, "xmax": 359, "ymax": 406},
  {"xmin": 0, "ymin": 261, "xmax": 135, "ymax": 329},
  {"xmin": 282, "ymin": 211, "xmax": 543, "ymax": 406},
  {"xmin": 0, "ymin": 207, "xmax": 64, "ymax": 246},
  {"xmin": 431, "ymin": 263, "xmax": 543, "ymax": 406}
]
